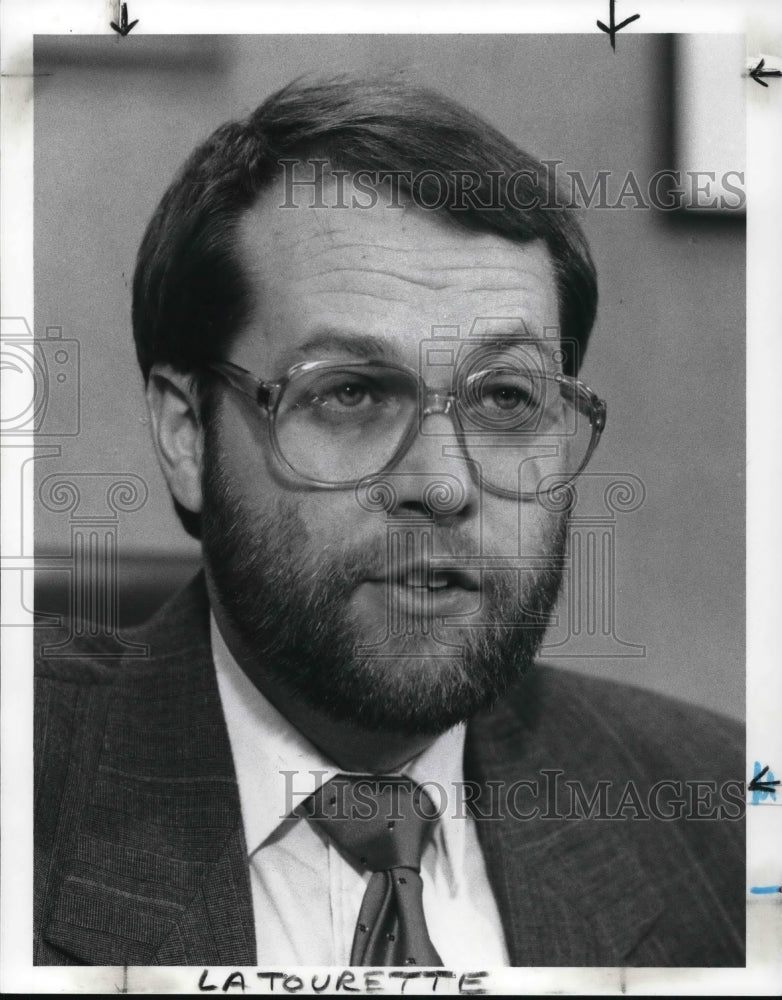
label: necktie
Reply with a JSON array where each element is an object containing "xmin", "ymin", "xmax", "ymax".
[{"xmin": 304, "ymin": 774, "xmax": 444, "ymax": 967}]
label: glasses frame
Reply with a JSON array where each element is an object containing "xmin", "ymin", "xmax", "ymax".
[{"xmin": 204, "ymin": 357, "xmax": 607, "ymax": 499}]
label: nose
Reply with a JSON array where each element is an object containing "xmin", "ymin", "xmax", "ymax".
[{"xmin": 363, "ymin": 409, "xmax": 481, "ymax": 521}]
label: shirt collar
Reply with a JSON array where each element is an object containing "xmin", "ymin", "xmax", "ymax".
[
  {"xmin": 211, "ymin": 614, "xmax": 467, "ymax": 879},
  {"xmin": 405, "ymin": 723, "xmax": 467, "ymax": 881}
]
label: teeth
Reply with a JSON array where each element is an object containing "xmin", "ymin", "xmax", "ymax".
[{"xmin": 398, "ymin": 571, "xmax": 451, "ymax": 589}]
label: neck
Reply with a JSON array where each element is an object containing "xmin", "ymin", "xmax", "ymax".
[{"xmin": 209, "ymin": 593, "xmax": 436, "ymax": 774}]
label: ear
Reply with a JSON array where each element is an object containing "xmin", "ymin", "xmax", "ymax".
[{"xmin": 146, "ymin": 365, "xmax": 206, "ymax": 518}]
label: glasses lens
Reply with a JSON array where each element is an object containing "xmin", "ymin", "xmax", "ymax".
[
  {"xmin": 456, "ymin": 368, "xmax": 596, "ymax": 495},
  {"xmin": 275, "ymin": 364, "xmax": 417, "ymax": 483},
  {"xmin": 271, "ymin": 359, "xmax": 599, "ymax": 494}
]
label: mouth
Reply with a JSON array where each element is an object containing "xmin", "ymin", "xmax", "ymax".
[
  {"xmin": 384, "ymin": 566, "xmax": 481, "ymax": 592},
  {"xmin": 352, "ymin": 563, "xmax": 482, "ymax": 629}
]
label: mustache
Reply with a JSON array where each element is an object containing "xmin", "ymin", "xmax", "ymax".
[
  {"xmin": 201, "ymin": 438, "xmax": 569, "ymax": 736},
  {"xmin": 297, "ymin": 529, "xmax": 496, "ymax": 590},
  {"xmin": 202, "ymin": 447, "xmax": 568, "ymax": 611}
]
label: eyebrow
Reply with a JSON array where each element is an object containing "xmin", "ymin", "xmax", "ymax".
[{"xmin": 285, "ymin": 328, "xmax": 396, "ymax": 364}]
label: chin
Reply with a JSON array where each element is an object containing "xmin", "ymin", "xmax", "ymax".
[
  {"xmin": 351, "ymin": 620, "xmax": 481, "ymax": 663},
  {"xmin": 287, "ymin": 627, "xmax": 537, "ymax": 738}
]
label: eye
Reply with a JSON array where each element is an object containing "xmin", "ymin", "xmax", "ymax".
[
  {"xmin": 486, "ymin": 383, "xmax": 527, "ymax": 410},
  {"xmin": 330, "ymin": 380, "xmax": 370, "ymax": 407},
  {"xmin": 475, "ymin": 374, "xmax": 536, "ymax": 412},
  {"xmin": 296, "ymin": 372, "xmax": 391, "ymax": 421},
  {"xmin": 281, "ymin": 365, "xmax": 415, "ymax": 429}
]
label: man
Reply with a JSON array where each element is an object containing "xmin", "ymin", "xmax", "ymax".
[{"xmin": 35, "ymin": 78, "xmax": 744, "ymax": 968}]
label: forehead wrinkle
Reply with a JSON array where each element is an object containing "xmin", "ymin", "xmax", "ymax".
[
  {"xmin": 301, "ymin": 265, "xmax": 449, "ymax": 292},
  {"xmin": 457, "ymin": 286, "xmax": 543, "ymax": 295},
  {"xmin": 284, "ymin": 237, "xmax": 540, "ymax": 263},
  {"xmin": 246, "ymin": 216, "xmax": 551, "ymax": 289},
  {"xmin": 297, "ymin": 265, "xmax": 551, "ymax": 300},
  {"xmin": 313, "ymin": 287, "xmax": 433, "ymax": 305},
  {"xmin": 301, "ymin": 260, "xmax": 537, "ymax": 277}
]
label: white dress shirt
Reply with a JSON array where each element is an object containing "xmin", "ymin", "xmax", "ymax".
[{"xmin": 211, "ymin": 617, "xmax": 509, "ymax": 966}]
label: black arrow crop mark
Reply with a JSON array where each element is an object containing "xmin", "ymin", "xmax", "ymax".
[
  {"xmin": 749, "ymin": 58, "xmax": 782, "ymax": 87},
  {"xmin": 597, "ymin": 0, "xmax": 640, "ymax": 52},
  {"xmin": 111, "ymin": 2, "xmax": 139, "ymax": 37},
  {"xmin": 748, "ymin": 764, "xmax": 781, "ymax": 794}
]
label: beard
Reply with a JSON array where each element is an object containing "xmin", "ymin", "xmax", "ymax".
[{"xmin": 201, "ymin": 437, "xmax": 568, "ymax": 737}]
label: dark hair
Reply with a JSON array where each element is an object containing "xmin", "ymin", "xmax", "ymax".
[{"xmin": 133, "ymin": 76, "xmax": 598, "ymax": 537}]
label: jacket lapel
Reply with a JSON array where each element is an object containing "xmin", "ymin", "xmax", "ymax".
[
  {"xmin": 43, "ymin": 574, "xmax": 664, "ymax": 966},
  {"xmin": 42, "ymin": 575, "xmax": 256, "ymax": 966},
  {"xmin": 464, "ymin": 670, "xmax": 665, "ymax": 966}
]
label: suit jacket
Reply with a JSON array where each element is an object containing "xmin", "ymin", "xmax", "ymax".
[{"xmin": 35, "ymin": 574, "xmax": 745, "ymax": 967}]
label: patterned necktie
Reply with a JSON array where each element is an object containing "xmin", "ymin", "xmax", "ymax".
[{"xmin": 304, "ymin": 774, "xmax": 444, "ymax": 967}]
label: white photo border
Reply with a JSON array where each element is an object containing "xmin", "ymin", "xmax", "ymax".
[{"xmin": 2, "ymin": 0, "xmax": 781, "ymax": 993}]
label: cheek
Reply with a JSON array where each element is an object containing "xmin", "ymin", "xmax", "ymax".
[
  {"xmin": 481, "ymin": 496, "xmax": 563, "ymax": 558},
  {"xmin": 212, "ymin": 405, "xmax": 371, "ymax": 552},
  {"xmin": 214, "ymin": 401, "xmax": 294, "ymax": 506},
  {"xmin": 297, "ymin": 492, "xmax": 372, "ymax": 544}
]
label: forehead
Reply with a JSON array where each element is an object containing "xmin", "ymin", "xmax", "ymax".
[{"xmin": 233, "ymin": 175, "xmax": 560, "ymax": 372}]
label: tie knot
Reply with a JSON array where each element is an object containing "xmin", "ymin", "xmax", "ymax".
[{"xmin": 304, "ymin": 774, "xmax": 440, "ymax": 872}]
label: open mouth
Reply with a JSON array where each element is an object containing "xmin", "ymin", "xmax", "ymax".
[
  {"xmin": 390, "ymin": 567, "xmax": 480, "ymax": 591},
  {"xmin": 354, "ymin": 563, "xmax": 482, "ymax": 625}
]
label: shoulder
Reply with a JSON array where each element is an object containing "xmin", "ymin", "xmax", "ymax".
[
  {"xmin": 35, "ymin": 572, "xmax": 214, "ymax": 739},
  {"xmin": 473, "ymin": 663, "xmax": 742, "ymax": 782},
  {"xmin": 466, "ymin": 664, "xmax": 745, "ymax": 967},
  {"xmin": 35, "ymin": 571, "xmax": 211, "ymax": 678},
  {"xmin": 546, "ymin": 664, "xmax": 742, "ymax": 775}
]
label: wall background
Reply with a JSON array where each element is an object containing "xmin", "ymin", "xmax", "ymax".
[{"xmin": 33, "ymin": 35, "xmax": 745, "ymax": 720}]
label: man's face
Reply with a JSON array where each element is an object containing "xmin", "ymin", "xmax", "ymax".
[{"xmin": 201, "ymin": 176, "xmax": 568, "ymax": 736}]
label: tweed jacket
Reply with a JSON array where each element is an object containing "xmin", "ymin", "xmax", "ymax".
[{"xmin": 35, "ymin": 574, "xmax": 745, "ymax": 967}]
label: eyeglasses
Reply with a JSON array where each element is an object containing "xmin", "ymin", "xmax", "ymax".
[{"xmin": 204, "ymin": 353, "xmax": 606, "ymax": 499}]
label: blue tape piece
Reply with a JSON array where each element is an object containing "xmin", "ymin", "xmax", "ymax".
[{"xmin": 751, "ymin": 761, "xmax": 778, "ymax": 804}]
